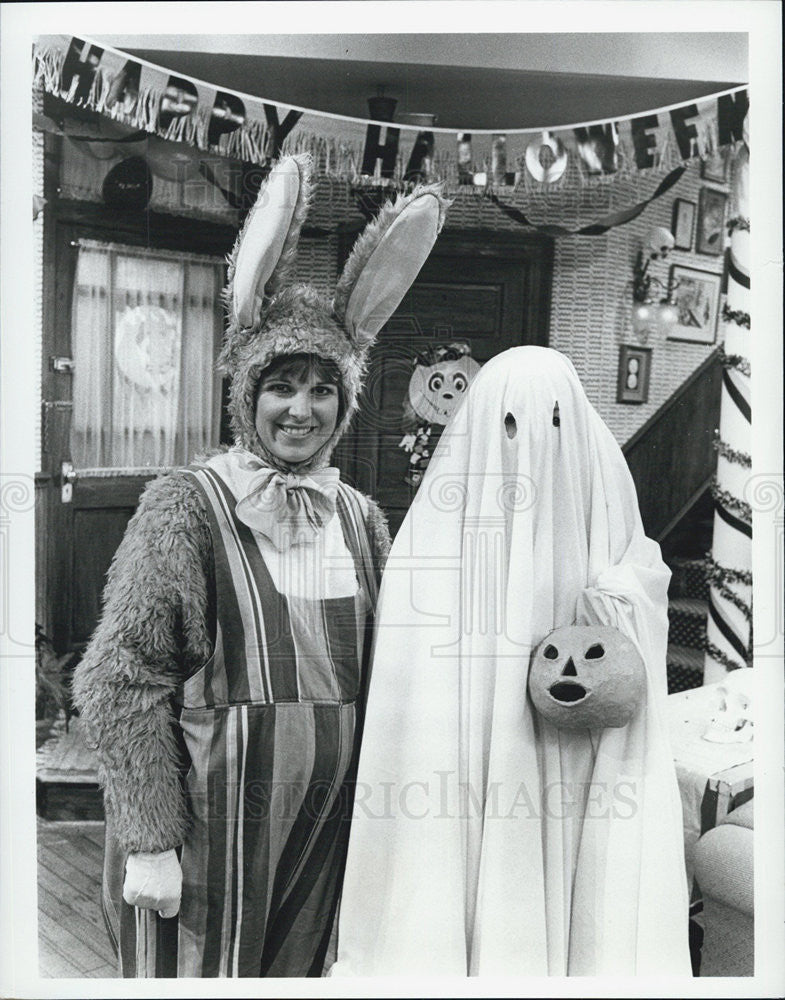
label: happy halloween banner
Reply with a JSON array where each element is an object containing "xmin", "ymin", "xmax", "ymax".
[{"xmin": 33, "ymin": 35, "xmax": 749, "ymax": 191}]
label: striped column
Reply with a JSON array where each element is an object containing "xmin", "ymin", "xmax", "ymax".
[{"xmin": 704, "ymin": 131, "xmax": 752, "ymax": 683}]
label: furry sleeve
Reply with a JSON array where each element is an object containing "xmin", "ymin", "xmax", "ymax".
[
  {"xmin": 362, "ymin": 495, "xmax": 392, "ymax": 581},
  {"xmin": 71, "ymin": 472, "xmax": 214, "ymax": 854}
]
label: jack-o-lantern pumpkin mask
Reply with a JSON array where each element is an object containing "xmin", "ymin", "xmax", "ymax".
[{"xmin": 528, "ymin": 625, "xmax": 646, "ymax": 731}]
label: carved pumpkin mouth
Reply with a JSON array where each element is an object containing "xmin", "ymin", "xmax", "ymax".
[{"xmin": 549, "ymin": 681, "xmax": 588, "ymax": 703}]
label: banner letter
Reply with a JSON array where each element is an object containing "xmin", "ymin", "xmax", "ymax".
[
  {"xmin": 404, "ymin": 131, "xmax": 435, "ymax": 183},
  {"xmin": 669, "ymin": 104, "xmax": 700, "ymax": 159},
  {"xmin": 208, "ymin": 91, "xmax": 246, "ymax": 145},
  {"xmin": 158, "ymin": 75, "xmax": 199, "ymax": 131},
  {"xmin": 492, "ymin": 134, "xmax": 515, "ymax": 186},
  {"xmin": 105, "ymin": 59, "xmax": 142, "ymax": 110},
  {"xmin": 361, "ymin": 124, "xmax": 400, "ymax": 178},
  {"xmin": 525, "ymin": 133, "xmax": 568, "ymax": 184},
  {"xmin": 60, "ymin": 37, "xmax": 104, "ymax": 102},
  {"xmin": 263, "ymin": 105, "xmax": 304, "ymax": 157},
  {"xmin": 717, "ymin": 90, "xmax": 749, "ymax": 145},
  {"xmin": 574, "ymin": 123, "xmax": 618, "ymax": 175},
  {"xmin": 630, "ymin": 114, "xmax": 659, "ymax": 170},
  {"xmin": 457, "ymin": 133, "xmax": 473, "ymax": 185}
]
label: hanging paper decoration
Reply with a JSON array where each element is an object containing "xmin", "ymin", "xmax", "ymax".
[
  {"xmin": 399, "ymin": 342, "xmax": 481, "ymax": 487},
  {"xmin": 114, "ymin": 304, "xmax": 180, "ymax": 393},
  {"xmin": 703, "ymin": 119, "xmax": 752, "ymax": 683},
  {"xmin": 486, "ymin": 164, "xmax": 687, "ymax": 236},
  {"xmin": 101, "ymin": 155, "xmax": 152, "ymax": 210},
  {"xmin": 32, "ymin": 34, "xmax": 748, "ymax": 193}
]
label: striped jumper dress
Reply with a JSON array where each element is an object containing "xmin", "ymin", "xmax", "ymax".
[{"xmin": 102, "ymin": 464, "xmax": 379, "ymax": 977}]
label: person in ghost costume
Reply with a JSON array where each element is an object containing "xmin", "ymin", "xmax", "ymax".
[
  {"xmin": 332, "ymin": 345, "xmax": 691, "ymax": 977},
  {"xmin": 72, "ymin": 154, "xmax": 448, "ymax": 978}
]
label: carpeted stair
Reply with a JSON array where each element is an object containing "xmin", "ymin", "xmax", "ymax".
[{"xmin": 663, "ymin": 491, "xmax": 714, "ymax": 693}]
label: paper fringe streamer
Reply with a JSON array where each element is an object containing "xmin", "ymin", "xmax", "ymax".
[{"xmin": 32, "ymin": 37, "xmax": 748, "ymax": 196}]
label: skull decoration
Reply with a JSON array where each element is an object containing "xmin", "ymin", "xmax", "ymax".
[
  {"xmin": 528, "ymin": 625, "xmax": 646, "ymax": 731},
  {"xmin": 703, "ymin": 669, "xmax": 753, "ymax": 744},
  {"xmin": 645, "ymin": 226, "xmax": 676, "ymax": 260}
]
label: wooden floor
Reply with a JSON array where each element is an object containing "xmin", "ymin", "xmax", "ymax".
[{"xmin": 37, "ymin": 819, "xmax": 118, "ymax": 979}]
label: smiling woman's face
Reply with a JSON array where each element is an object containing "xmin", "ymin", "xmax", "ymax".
[{"xmin": 254, "ymin": 363, "xmax": 340, "ymax": 465}]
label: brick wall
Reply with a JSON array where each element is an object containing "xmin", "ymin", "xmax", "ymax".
[{"xmin": 305, "ymin": 163, "xmax": 727, "ymax": 445}]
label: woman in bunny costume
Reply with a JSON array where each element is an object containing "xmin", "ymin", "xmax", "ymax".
[
  {"xmin": 333, "ymin": 346, "xmax": 691, "ymax": 977},
  {"xmin": 72, "ymin": 154, "xmax": 448, "ymax": 978}
]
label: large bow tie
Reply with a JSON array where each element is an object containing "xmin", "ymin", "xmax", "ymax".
[{"xmin": 234, "ymin": 464, "xmax": 341, "ymax": 549}]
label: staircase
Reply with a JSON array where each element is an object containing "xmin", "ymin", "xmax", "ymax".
[
  {"xmin": 622, "ymin": 351, "xmax": 723, "ymax": 694},
  {"xmin": 662, "ymin": 489, "xmax": 714, "ymax": 693}
]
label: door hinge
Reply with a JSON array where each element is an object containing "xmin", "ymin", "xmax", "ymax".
[{"xmin": 60, "ymin": 461, "xmax": 77, "ymax": 504}]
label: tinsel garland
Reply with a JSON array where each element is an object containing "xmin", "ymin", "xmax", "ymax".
[
  {"xmin": 704, "ymin": 638, "xmax": 749, "ymax": 672},
  {"xmin": 727, "ymin": 216, "xmax": 751, "ymax": 234},
  {"xmin": 710, "ymin": 478, "xmax": 752, "ymax": 524},
  {"xmin": 722, "ymin": 302, "xmax": 751, "ymax": 329},
  {"xmin": 713, "ymin": 432, "xmax": 752, "ymax": 468},
  {"xmin": 704, "ymin": 564, "xmax": 753, "ymax": 622},
  {"xmin": 704, "ymin": 552, "xmax": 753, "ymax": 589},
  {"xmin": 718, "ymin": 345, "xmax": 751, "ymax": 377}
]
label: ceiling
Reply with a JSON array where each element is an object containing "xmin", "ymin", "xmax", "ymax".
[{"xmin": 95, "ymin": 33, "xmax": 748, "ymax": 131}]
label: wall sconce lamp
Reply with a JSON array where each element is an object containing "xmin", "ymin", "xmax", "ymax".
[{"xmin": 631, "ymin": 226, "xmax": 679, "ymax": 342}]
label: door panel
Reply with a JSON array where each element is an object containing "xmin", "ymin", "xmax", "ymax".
[
  {"xmin": 71, "ymin": 505, "xmax": 139, "ymax": 645},
  {"xmin": 337, "ymin": 230, "xmax": 553, "ymax": 536},
  {"xmin": 401, "ymin": 282, "xmax": 503, "ymax": 336},
  {"xmin": 40, "ymin": 200, "xmax": 234, "ymax": 654}
]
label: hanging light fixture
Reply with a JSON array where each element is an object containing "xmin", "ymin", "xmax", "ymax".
[
  {"xmin": 367, "ymin": 85, "xmax": 397, "ymax": 123},
  {"xmin": 399, "ymin": 112, "xmax": 437, "ymax": 128}
]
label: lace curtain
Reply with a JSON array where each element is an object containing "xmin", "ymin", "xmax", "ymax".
[{"xmin": 70, "ymin": 241, "xmax": 223, "ymax": 470}]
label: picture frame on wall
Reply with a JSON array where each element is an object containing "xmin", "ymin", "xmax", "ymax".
[
  {"xmin": 668, "ymin": 264, "xmax": 722, "ymax": 344},
  {"xmin": 696, "ymin": 187, "xmax": 728, "ymax": 256},
  {"xmin": 671, "ymin": 198, "xmax": 696, "ymax": 250},
  {"xmin": 616, "ymin": 344, "xmax": 652, "ymax": 404},
  {"xmin": 700, "ymin": 148, "xmax": 729, "ymax": 183}
]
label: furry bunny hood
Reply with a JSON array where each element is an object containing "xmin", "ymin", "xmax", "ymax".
[{"xmin": 219, "ymin": 154, "xmax": 449, "ymax": 473}]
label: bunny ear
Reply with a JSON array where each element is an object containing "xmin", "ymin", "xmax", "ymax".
[
  {"xmin": 228, "ymin": 153, "xmax": 313, "ymax": 330},
  {"xmin": 333, "ymin": 185, "xmax": 449, "ymax": 350}
]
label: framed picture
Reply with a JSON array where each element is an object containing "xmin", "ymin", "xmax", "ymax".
[
  {"xmin": 671, "ymin": 198, "xmax": 696, "ymax": 250},
  {"xmin": 696, "ymin": 187, "xmax": 728, "ymax": 256},
  {"xmin": 668, "ymin": 264, "xmax": 722, "ymax": 344},
  {"xmin": 701, "ymin": 148, "xmax": 729, "ymax": 183},
  {"xmin": 617, "ymin": 344, "xmax": 652, "ymax": 404}
]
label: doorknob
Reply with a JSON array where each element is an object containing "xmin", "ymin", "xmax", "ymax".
[{"xmin": 60, "ymin": 461, "xmax": 77, "ymax": 504}]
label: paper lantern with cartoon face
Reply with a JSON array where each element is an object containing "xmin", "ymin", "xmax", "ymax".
[
  {"xmin": 399, "ymin": 342, "xmax": 481, "ymax": 487},
  {"xmin": 407, "ymin": 350, "xmax": 480, "ymax": 426},
  {"xmin": 528, "ymin": 625, "xmax": 646, "ymax": 731}
]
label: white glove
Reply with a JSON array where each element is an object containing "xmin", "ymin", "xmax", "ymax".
[{"xmin": 123, "ymin": 849, "xmax": 182, "ymax": 919}]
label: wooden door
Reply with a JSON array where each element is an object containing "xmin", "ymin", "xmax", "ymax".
[
  {"xmin": 38, "ymin": 195, "xmax": 234, "ymax": 655},
  {"xmin": 335, "ymin": 229, "xmax": 554, "ymax": 536}
]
